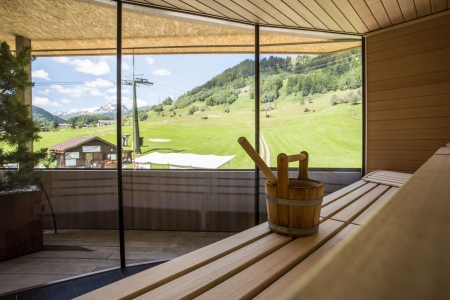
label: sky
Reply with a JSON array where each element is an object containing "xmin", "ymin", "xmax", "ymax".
[{"xmin": 31, "ymin": 54, "xmax": 262, "ymax": 114}]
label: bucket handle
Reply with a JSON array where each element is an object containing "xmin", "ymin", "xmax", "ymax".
[{"xmin": 277, "ymin": 151, "xmax": 309, "ymax": 197}]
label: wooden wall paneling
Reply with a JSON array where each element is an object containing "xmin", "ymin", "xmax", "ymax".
[
  {"xmin": 367, "ymin": 95, "xmax": 450, "ymax": 112},
  {"xmin": 380, "ymin": 0, "xmax": 404, "ymax": 25},
  {"xmin": 282, "ymin": 0, "xmax": 328, "ymax": 30},
  {"xmin": 397, "ymin": 0, "xmax": 418, "ymax": 21},
  {"xmin": 213, "ymin": 0, "xmax": 267, "ymax": 24},
  {"xmin": 366, "ymin": 159, "xmax": 425, "ymax": 173},
  {"xmin": 367, "ymin": 47, "xmax": 449, "ymax": 72},
  {"xmin": 367, "ymin": 104, "xmax": 450, "ymax": 121},
  {"xmin": 331, "ymin": 0, "xmax": 369, "ymax": 33},
  {"xmin": 315, "ymin": 0, "xmax": 357, "ymax": 32},
  {"xmin": 368, "ymin": 81, "xmax": 450, "ymax": 101},
  {"xmin": 348, "ymin": 0, "xmax": 381, "ymax": 31},
  {"xmin": 367, "ymin": 69, "xmax": 450, "ymax": 92},
  {"xmin": 297, "ymin": 0, "xmax": 342, "ymax": 31},
  {"xmin": 264, "ymin": 0, "xmax": 312, "ymax": 28},
  {"xmin": 179, "ymin": 0, "xmax": 226, "ymax": 17},
  {"xmin": 368, "ymin": 35, "xmax": 450, "ymax": 63},
  {"xmin": 367, "ymin": 117, "xmax": 450, "ymax": 131},
  {"xmin": 247, "ymin": 0, "xmax": 298, "ymax": 27},
  {"xmin": 367, "ymin": 149, "xmax": 437, "ymax": 161},
  {"xmin": 366, "ymin": 13, "xmax": 450, "ymax": 43},
  {"xmin": 431, "ymin": 0, "xmax": 448, "ymax": 13},
  {"xmin": 415, "ymin": 0, "xmax": 433, "ymax": 17},
  {"xmin": 364, "ymin": 0, "xmax": 392, "ymax": 28},
  {"xmin": 195, "ymin": 0, "xmax": 252, "ymax": 21},
  {"xmin": 367, "ymin": 139, "xmax": 450, "ymax": 151},
  {"xmin": 367, "ymin": 21, "xmax": 450, "ymax": 53}
]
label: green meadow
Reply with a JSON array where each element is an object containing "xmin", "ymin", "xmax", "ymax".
[{"xmin": 34, "ymin": 88, "xmax": 361, "ymax": 169}]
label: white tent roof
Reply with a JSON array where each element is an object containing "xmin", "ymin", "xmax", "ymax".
[{"xmin": 135, "ymin": 152, "xmax": 236, "ymax": 169}]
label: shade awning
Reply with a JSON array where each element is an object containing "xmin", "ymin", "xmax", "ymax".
[{"xmin": 135, "ymin": 152, "xmax": 236, "ymax": 169}]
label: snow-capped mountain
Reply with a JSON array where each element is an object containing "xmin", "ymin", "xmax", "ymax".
[{"xmin": 54, "ymin": 104, "xmax": 129, "ymax": 119}]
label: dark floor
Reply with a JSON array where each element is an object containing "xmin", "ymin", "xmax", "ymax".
[{"xmin": 0, "ymin": 229, "xmax": 234, "ymax": 298}]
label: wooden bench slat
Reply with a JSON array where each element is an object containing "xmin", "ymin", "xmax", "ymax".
[
  {"xmin": 371, "ymin": 170, "xmax": 413, "ymax": 179},
  {"xmin": 281, "ymin": 153, "xmax": 450, "ymax": 299},
  {"xmin": 135, "ymin": 233, "xmax": 291, "ymax": 299},
  {"xmin": 331, "ymin": 185, "xmax": 391, "ymax": 225},
  {"xmin": 254, "ymin": 224, "xmax": 359, "ymax": 300},
  {"xmin": 75, "ymin": 223, "xmax": 271, "ymax": 300},
  {"xmin": 195, "ymin": 220, "xmax": 345, "ymax": 300},
  {"xmin": 362, "ymin": 178, "xmax": 403, "ymax": 188},
  {"xmin": 365, "ymin": 174, "xmax": 408, "ymax": 183},
  {"xmin": 352, "ymin": 187, "xmax": 398, "ymax": 225},
  {"xmin": 322, "ymin": 180, "xmax": 367, "ymax": 207},
  {"xmin": 321, "ymin": 183, "xmax": 378, "ymax": 220}
]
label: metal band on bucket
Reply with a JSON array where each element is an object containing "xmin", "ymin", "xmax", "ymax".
[
  {"xmin": 268, "ymin": 221, "xmax": 319, "ymax": 236},
  {"xmin": 265, "ymin": 193, "xmax": 323, "ymax": 207}
]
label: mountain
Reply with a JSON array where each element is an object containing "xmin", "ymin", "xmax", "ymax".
[
  {"xmin": 32, "ymin": 106, "xmax": 66, "ymax": 124},
  {"xmin": 55, "ymin": 103, "xmax": 130, "ymax": 119}
]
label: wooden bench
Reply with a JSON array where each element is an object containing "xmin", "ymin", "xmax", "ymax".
[{"xmin": 76, "ymin": 170, "xmax": 411, "ymax": 300}]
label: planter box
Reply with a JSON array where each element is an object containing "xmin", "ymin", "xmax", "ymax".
[{"xmin": 0, "ymin": 190, "xmax": 43, "ymax": 261}]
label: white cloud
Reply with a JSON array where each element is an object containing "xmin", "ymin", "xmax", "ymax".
[
  {"xmin": 60, "ymin": 98, "xmax": 71, "ymax": 104},
  {"xmin": 122, "ymin": 62, "xmax": 131, "ymax": 70},
  {"xmin": 33, "ymin": 97, "xmax": 61, "ymax": 107},
  {"xmin": 51, "ymin": 84, "xmax": 86, "ymax": 97},
  {"xmin": 107, "ymin": 88, "xmax": 116, "ymax": 94},
  {"xmin": 89, "ymin": 88, "xmax": 106, "ymax": 97},
  {"xmin": 85, "ymin": 78, "xmax": 113, "ymax": 88},
  {"xmin": 32, "ymin": 70, "xmax": 50, "ymax": 80},
  {"xmin": 145, "ymin": 57, "xmax": 154, "ymax": 65},
  {"xmin": 152, "ymin": 68, "xmax": 171, "ymax": 76},
  {"xmin": 51, "ymin": 57, "xmax": 110, "ymax": 75},
  {"xmin": 105, "ymin": 95, "xmax": 116, "ymax": 101},
  {"xmin": 122, "ymin": 96, "xmax": 148, "ymax": 108},
  {"xmin": 52, "ymin": 57, "xmax": 70, "ymax": 64},
  {"xmin": 70, "ymin": 59, "xmax": 110, "ymax": 75},
  {"xmin": 37, "ymin": 89, "xmax": 50, "ymax": 96}
]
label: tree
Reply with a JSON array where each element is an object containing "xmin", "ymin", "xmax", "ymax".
[
  {"xmin": 0, "ymin": 41, "xmax": 46, "ymax": 190},
  {"xmin": 138, "ymin": 111, "xmax": 148, "ymax": 121}
]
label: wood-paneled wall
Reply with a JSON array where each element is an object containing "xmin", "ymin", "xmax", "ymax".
[
  {"xmin": 40, "ymin": 170, "xmax": 360, "ymax": 232},
  {"xmin": 366, "ymin": 14, "xmax": 450, "ymax": 174}
]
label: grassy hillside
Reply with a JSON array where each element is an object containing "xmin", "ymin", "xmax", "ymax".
[{"xmin": 34, "ymin": 88, "xmax": 361, "ymax": 169}]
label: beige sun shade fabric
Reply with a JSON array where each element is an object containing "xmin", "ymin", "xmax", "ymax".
[{"xmin": 0, "ymin": 0, "xmax": 360, "ymax": 57}]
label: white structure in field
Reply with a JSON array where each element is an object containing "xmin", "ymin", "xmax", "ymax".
[{"xmin": 135, "ymin": 152, "xmax": 236, "ymax": 169}]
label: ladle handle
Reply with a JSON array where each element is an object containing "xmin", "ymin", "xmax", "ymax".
[{"xmin": 238, "ymin": 137, "xmax": 277, "ymax": 184}]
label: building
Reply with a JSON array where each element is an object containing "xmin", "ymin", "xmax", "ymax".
[
  {"xmin": 57, "ymin": 123, "xmax": 71, "ymax": 129},
  {"xmin": 97, "ymin": 120, "xmax": 117, "ymax": 126},
  {"xmin": 48, "ymin": 136, "xmax": 131, "ymax": 169}
]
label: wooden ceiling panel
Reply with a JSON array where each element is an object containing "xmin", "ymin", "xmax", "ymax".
[
  {"xmin": 237, "ymin": 0, "xmax": 283, "ymax": 25},
  {"xmin": 365, "ymin": 0, "xmax": 392, "ymax": 28},
  {"xmin": 315, "ymin": 0, "xmax": 357, "ymax": 32},
  {"xmin": 381, "ymin": 0, "xmax": 405, "ymax": 24},
  {"xmin": 281, "ymin": 0, "xmax": 329, "ymax": 30},
  {"xmin": 177, "ymin": 0, "xmax": 226, "ymax": 17},
  {"xmin": 431, "ymin": 0, "xmax": 448, "ymax": 13},
  {"xmin": 247, "ymin": 0, "xmax": 299, "ymax": 28},
  {"xmin": 213, "ymin": 0, "xmax": 267, "ymax": 24},
  {"xmin": 298, "ymin": 0, "xmax": 343, "ymax": 31},
  {"xmin": 196, "ymin": 0, "xmax": 251, "ymax": 22},
  {"xmin": 415, "ymin": 0, "xmax": 433, "ymax": 17},
  {"xmin": 332, "ymin": 0, "xmax": 369, "ymax": 33},
  {"xmin": 264, "ymin": 0, "xmax": 312, "ymax": 28},
  {"xmin": 348, "ymin": 0, "xmax": 381, "ymax": 31},
  {"xmin": 138, "ymin": 0, "xmax": 175, "ymax": 8},
  {"xmin": 398, "ymin": 0, "xmax": 419, "ymax": 21},
  {"xmin": 159, "ymin": 0, "xmax": 202, "ymax": 12}
]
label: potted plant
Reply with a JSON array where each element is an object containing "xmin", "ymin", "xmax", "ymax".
[{"xmin": 0, "ymin": 41, "xmax": 47, "ymax": 261}]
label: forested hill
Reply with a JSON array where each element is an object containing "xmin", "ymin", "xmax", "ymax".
[
  {"xmin": 32, "ymin": 105, "xmax": 65, "ymax": 124},
  {"xmin": 172, "ymin": 49, "xmax": 361, "ymax": 110}
]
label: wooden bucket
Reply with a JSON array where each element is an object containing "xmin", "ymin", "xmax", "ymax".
[{"xmin": 265, "ymin": 151, "xmax": 324, "ymax": 237}]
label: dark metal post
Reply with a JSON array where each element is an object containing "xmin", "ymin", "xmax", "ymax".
[
  {"xmin": 361, "ymin": 37, "xmax": 367, "ymax": 177},
  {"xmin": 116, "ymin": 0, "xmax": 126, "ymax": 269},
  {"xmin": 254, "ymin": 25, "xmax": 260, "ymax": 225}
]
